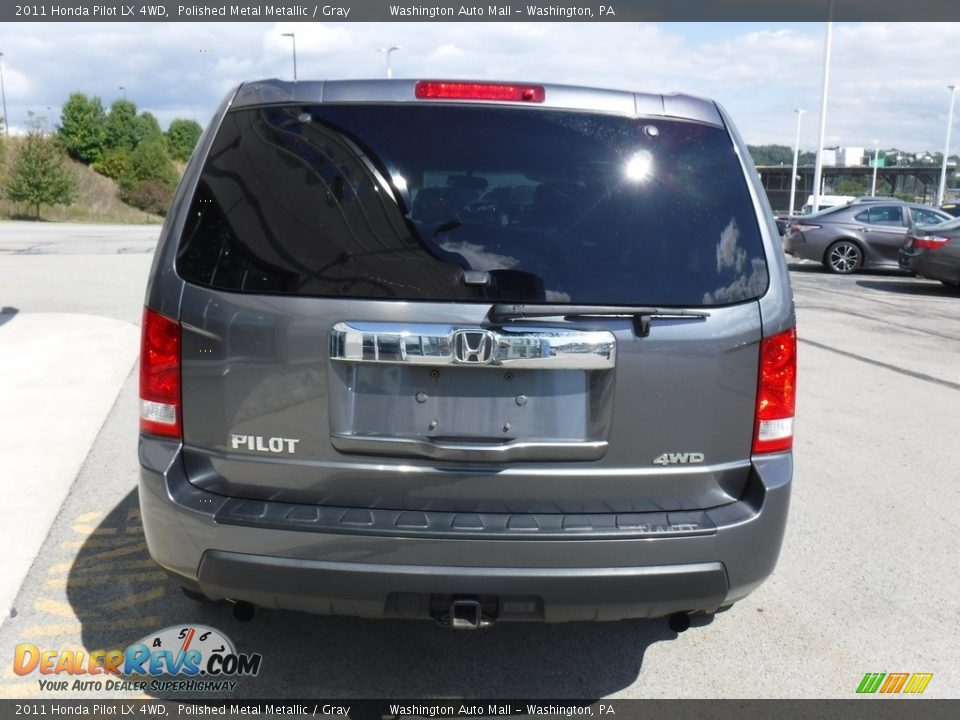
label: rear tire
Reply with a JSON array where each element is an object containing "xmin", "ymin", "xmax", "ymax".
[{"xmin": 824, "ymin": 240, "xmax": 863, "ymax": 274}]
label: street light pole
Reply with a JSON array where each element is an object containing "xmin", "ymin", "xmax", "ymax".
[
  {"xmin": 871, "ymin": 140, "xmax": 880, "ymax": 196},
  {"xmin": 378, "ymin": 46, "xmax": 401, "ymax": 79},
  {"xmin": 0, "ymin": 52, "xmax": 9, "ymax": 137},
  {"xmin": 811, "ymin": 2, "xmax": 834, "ymax": 213},
  {"xmin": 789, "ymin": 108, "xmax": 805, "ymax": 215},
  {"xmin": 282, "ymin": 33, "xmax": 297, "ymax": 81},
  {"xmin": 937, "ymin": 84, "xmax": 957, "ymax": 206}
]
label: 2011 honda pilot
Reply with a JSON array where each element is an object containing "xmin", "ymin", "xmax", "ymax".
[{"xmin": 138, "ymin": 79, "xmax": 796, "ymax": 627}]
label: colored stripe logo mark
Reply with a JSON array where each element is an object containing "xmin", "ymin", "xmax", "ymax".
[{"xmin": 857, "ymin": 672, "xmax": 933, "ymax": 694}]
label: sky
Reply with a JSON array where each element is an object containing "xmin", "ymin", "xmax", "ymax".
[{"xmin": 2, "ymin": 21, "xmax": 960, "ymax": 153}]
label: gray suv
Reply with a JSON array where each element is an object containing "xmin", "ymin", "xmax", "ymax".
[{"xmin": 138, "ymin": 79, "xmax": 796, "ymax": 628}]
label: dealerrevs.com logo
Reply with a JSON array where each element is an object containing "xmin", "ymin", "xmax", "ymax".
[{"xmin": 14, "ymin": 625, "xmax": 262, "ymax": 693}]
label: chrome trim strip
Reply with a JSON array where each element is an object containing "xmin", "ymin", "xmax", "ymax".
[
  {"xmin": 330, "ymin": 434, "xmax": 608, "ymax": 462},
  {"xmin": 184, "ymin": 443, "xmax": 751, "ymax": 478},
  {"xmin": 329, "ymin": 322, "xmax": 616, "ymax": 370}
]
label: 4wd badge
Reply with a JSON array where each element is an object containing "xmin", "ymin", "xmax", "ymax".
[{"xmin": 652, "ymin": 452, "xmax": 705, "ymax": 466}]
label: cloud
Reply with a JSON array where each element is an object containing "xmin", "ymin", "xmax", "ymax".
[
  {"xmin": 716, "ymin": 218, "xmax": 747, "ymax": 273},
  {"xmin": 431, "ymin": 43, "xmax": 466, "ymax": 60},
  {"xmin": 1, "ymin": 21, "xmax": 959, "ymax": 154}
]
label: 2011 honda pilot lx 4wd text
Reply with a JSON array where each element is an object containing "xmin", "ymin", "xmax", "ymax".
[{"xmin": 139, "ymin": 79, "xmax": 796, "ymax": 627}]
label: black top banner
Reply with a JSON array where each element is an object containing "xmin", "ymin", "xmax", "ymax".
[{"xmin": 5, "ymin": 0, "xmax": 960, "ymax": 22}]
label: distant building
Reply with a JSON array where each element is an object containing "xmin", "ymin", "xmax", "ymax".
[
  {"xmin": 839, "ymin": 147, "xmax": 865, "ymax": 167},
  {"xmin": 819, "ymin": 148, "xmax": 837, "ymax": 166}
]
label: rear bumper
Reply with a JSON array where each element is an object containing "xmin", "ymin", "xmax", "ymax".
[
  {"xmin": 198, "ymin": 553, "xmax": 728, "ymax": 622},
  {"xmin": 900, "ymin": 248, "xmax": 959, "ymax": 285},
  {"xmin": 781, "ymin": 232, "xmax": 811, "ymax": 260},
  {"xmin": 139, "ymin": 438, "xmax": 792, "ymax": 622}
]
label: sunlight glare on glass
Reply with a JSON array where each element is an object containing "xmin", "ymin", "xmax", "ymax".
[
  {"xmin": 392, "ymin": 174, "xmax": 408, "ymax": 191},
  {"xmin": 625, "ymin": 150, "xmax": 654, "ymax": 182}
]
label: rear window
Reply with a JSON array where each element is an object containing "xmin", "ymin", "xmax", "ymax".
[
  {"xmin": 177, "ymin": 104, "xmax": 768, "ymax": 306},
  {"xmin": 911, "ymin": 207, "xmax": 949, "ymax": 226}
]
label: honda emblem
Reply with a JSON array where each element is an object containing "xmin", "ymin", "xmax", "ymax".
[{"xmin": 452, "ymin": 330, "xmax": 495, "ymax": 364}]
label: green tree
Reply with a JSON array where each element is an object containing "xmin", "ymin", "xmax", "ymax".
[
  {"xmin": 133, "ymin": 111, "xmax": 163, "ymax": 147},
  {"xmin": 748, "ymin": 145, "xmax": 793, "ymax": 166},
  {"xmin": 119, "ymin": 138, "xmax": 178, "ymax": 215},
  {"xmin": 57, "ymin": 92, "xmax": 107, "ymax": 164},
  {"xmin": 165, "ymin": 118, "xmax": 202, "ymax": 162},
  {"xmin": 748, "ymin": 144, "xmax": 816, "ymax": 166},
  {"xmin": 835, "ymin": 178, "xmax": 868, "ymax": 196},
  {"xmin": 5, "ymin": 118, "xmax": 77, "ymax": 218},
  {"xmin": 103, "ymin": 99, "xmax": 139, "ymax": 153}
]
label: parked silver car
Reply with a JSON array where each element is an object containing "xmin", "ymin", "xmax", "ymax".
[
  {"xmin": 138, "ymin": 79, "xmax": 796, "ymax": 629},
  {"xmin": 783, "ymin": 201, "xmax": 951, "ymax": 273}
]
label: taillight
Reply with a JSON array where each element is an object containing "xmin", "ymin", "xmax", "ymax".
[
  {"xmin": 912, "ymin": 235, "xmax": 951, "ymax": 250},
  {"xmin": 789, "ymin": 223, "xmax": 820, "ymax": 233},
  {"xmin": 139, "ymin": 307, "xmax": 181, "ymax": 438},
  {"xmin": 753, "ymin": 327, "xmax": 797, "ymax": 455},
  {"xmin": 415, "ymin": 81, "xmax": 545, "ymax": 103}
]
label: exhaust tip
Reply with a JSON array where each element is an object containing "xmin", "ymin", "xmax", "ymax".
[
  {"xmin": 668, "ymin": 611, "xmax": 692, "ymax": 633},
  {"xmin": 232, "ymin": 601, "xmax": 256, "ymax": 622}
]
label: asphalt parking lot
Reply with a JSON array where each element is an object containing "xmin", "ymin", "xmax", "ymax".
[{"xmin": 0, "ymin": 221, "xmax": 957, "ymax": 700}]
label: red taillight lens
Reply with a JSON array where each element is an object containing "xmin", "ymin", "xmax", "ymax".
[
  {"xmin": 415, "ymin": 81, "xmax": 545, "ymax": 103},
  {"xmin": 789, "ymin": 223, "xmax": 820, "ymax": 233},
  {"xmin": 912, "ymin": 235, "xmax": 951, "ymax": 250},
  {"xmin": 753, "ymin": 327, "xmax": 797, "ymax": 454},
  {"xmin": 139, "ymin": 307, "xmax": 181, "ymax": 438}
]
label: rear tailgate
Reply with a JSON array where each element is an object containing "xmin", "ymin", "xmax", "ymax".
[
  {"xmin": 173, "ymin": 91, "xmax": 770, "ymax": 515},
  {"xmin": 178, "ymin": 293, "xmax": 760, "ymax": 513}
]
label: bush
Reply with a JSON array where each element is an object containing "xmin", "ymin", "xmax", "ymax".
[
  {"xmin": 124, "ymin": 179, "xmax": 173, "ymax": 216},
  {"xmin": 92, "ymin": 147, "xmax": 129, "ymax": 179}
]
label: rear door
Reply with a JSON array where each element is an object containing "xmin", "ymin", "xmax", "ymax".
[
  {"xmin": 174, "ymin": 93, "xmax": 770, "ymax": 515},
  {"xmin": 855, "ymin": 205, "xmax": 907, "ymax": 263}
]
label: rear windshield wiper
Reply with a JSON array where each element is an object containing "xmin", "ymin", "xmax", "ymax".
[{"xmin": 490, "ymin": 304, "xmax": 711, "ymax": 337}]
